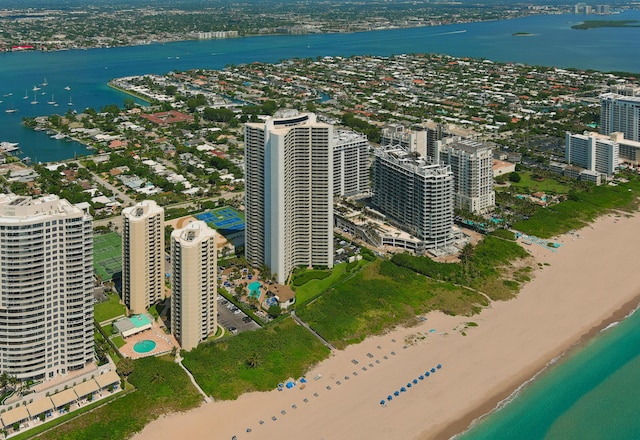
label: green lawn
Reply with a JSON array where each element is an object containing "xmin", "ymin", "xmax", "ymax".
[
  {"xmin": 293, "ymin": 260, "xmax": 368, "ymax": 306},
  {"xmin": 36, "ymin": 356, "xmax": 202, "ymax": 440},
  {"xmin": 498, "ymin": 172, "xmax": 571, "ymax": 195},
  {"xmin": 182, "ymin": 318, "xmax": 330, "ymax": 400},
  {"xmin": 111, "ymin": 335, "xmax": 126, "ymax": 348},
  {"xmin": 94, "ymin": 293, "xmax": 127, "ymax": 324}
]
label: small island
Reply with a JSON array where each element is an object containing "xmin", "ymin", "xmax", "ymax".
[
  {"xmin": 512, "ymin": 32, "xmax": 534, "ymax": 37},
  {"xmin": 571, "ymin": 20, "xmax": 640, "ymax": 30}
]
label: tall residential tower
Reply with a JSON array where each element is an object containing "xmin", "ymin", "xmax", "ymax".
[
  {"xmin": 0, "ymin": 195, "xmax": 94, "ymax": 381},
  {"xmin": 245, "ymin": 110, "xmax": 333, "ymax": 284},
  {"xmin": 600, "ymin": 93, "xmax": 640, "ymax": 142},
  {"xmin": 122, "ymin": 200, "xmax": 164, "ymax": 315},
  {"xmin": 170, "ymin": 221, "xmax": 217, "ymax": 351},
  {"xmin": 372, "ymin": 145, "xmax": 454, "ymax": 250}
]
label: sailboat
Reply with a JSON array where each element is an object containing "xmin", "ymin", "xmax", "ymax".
[
  {"xmin": 5, "ymin": 103, "xmax": 17, "ymax": 113},
  {"xmin": 68, "ymin": 96, "xmax": 73, "ymax": 106},
  {"xmin": 42, "ymin": 77, "xmax": 48, "ymax": 87},
  {"xmin": 47, "ymin": 94, "xmax": 56, "ymax": 105},
  {"xmin": 23, "ymin": 90, "xmax": 28, "ymax": 99},
  {"xmin": 31, "ymin": 92, "xmax": 38, "ymax": 105},
  {"xmin": 32, "ymin": 85, "xmax": 41, "ymax": 92}
]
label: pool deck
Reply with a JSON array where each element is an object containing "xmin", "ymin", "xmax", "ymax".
[{"xmin": 119, "ymin": 320, "xmax": 178, "ymax": 359}]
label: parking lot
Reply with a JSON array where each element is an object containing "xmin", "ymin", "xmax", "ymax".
[{"xmin": 217, "ymin": 296, "xmax": 261, "ymax": 335}]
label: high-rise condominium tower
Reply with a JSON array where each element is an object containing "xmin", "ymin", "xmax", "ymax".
[
  {"xmin": 245, "ymin": 110, "xmax": 333, "ymax": 284},
  {"xmin": 600, "ymin": 93, "xmax": 640, "ymax": 142},
  {"xmin": 372, "ymin": 146, "xmax": 454, "ymax": 249},
  {"xmin": 565, "ymin": 132, "xmax": 619, "ymax": 177},
  {"xmin": 437, "ymin": 139, "xmax": 495, "ymax": 214},
  {"xmin": 0, "ymin": 195, "xmax": 94, "ymax": 381},
  {"xmin": 170, "ymin": 221, "xmax": 217, "ymax": 351},
  {"xmin": 122, "ymin": 200, "xmax": 164, "ymax": 315},
  {"xmin": 333, "ymin": 129, "xmax": 370, "ymax": 197}
]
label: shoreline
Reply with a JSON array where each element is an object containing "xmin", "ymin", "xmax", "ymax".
[
  {"xmin": 132, "ymin": 211, "xmax": 640, "ymax": 440},
  {"xmin": 433, "ymin": 291, "xmax": 640, "ymax": 440}
]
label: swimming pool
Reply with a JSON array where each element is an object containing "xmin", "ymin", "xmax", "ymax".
[
  {"xmin": 248, "ymin": 281, "xmax": 261, "ymax": 299},
  {"xmin": 133, "ymin": 340, "xmax": 156, "ymax": 354}
]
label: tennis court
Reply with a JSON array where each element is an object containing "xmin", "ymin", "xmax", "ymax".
[
  {"xmin": 93, "ymin": 232, "xmax": 122, "ymax": 281},
  {"xmin": 196, "ymin": 206, "xmax": 245, "ymax": 234}
]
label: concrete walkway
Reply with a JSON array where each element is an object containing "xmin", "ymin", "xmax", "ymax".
[
  {"xmin": 291, "ymin": 311, "xmax": 336, "ymax": 351},
  {"xmin": 175, "ymin": 354, "xmax": 212, "ymax": 403}
]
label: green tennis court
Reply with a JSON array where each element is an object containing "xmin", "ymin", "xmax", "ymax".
[{"xmin": 94, "ymin": 232, "xmax": 122, "ymax": 281}]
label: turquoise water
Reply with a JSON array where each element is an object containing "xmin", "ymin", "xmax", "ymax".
[
  {"xmin": 2, "ymin": 11, "xmax": 640, "ymax": 161},
  {"xmin": 459, "ymin": 308, "xmax": 640, "ymax": 440},
  {"xmin": 248, "ymin": 281, "xmax": 261, "ymax": 299},
  {"xmin": 133, "ymin": 340, "xmax": 156, "ymax": 354}
]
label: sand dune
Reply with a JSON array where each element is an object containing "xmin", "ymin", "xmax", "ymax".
[{"xmin": 132, "ymin": 212, "xmax": 640, "ymax": 440}]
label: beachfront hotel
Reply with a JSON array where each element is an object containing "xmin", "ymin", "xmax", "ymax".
[
  {"xmin": 372, "ymin": 145, "xmax": 455, "ymax": 250},
  {"xmin": 436, "ymin": 138, "xmax": 495, "ymax": 214},
  {"xmin": 0, "ymin": 195, "xmax": 94, "ymax": 381},
  {"xmin": 244, "ymin": 110, "xmax": 333, "ymax": 284},
  {"xmin": 333, "ymin": 129, "xmax": 370, "ymax": 197},
  {"xmin": 170, "ymin": 221, "xmax": 217, "ymax": 351},
  {"xmin": 600, "ymin": 93, "xmax": 640, "ymax": 142},
  {"xmin": 565, "ymin": 131, "xmax": 619, "ymax": 177},
  {"xmin": 122, "ymin": 200, "xmax": 164, "ymax": 315}
]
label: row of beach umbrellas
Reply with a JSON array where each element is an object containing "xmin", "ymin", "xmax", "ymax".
[{"xmin": 381, "ymin": 364, "xmax": 442, "ymax": 406}]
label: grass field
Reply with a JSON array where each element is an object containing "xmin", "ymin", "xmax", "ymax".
[
  {"xmin": 292, "ymin": 260, "xmax": 368, "ymax": 306},
  {"xmin": 94, "ymin": 293, "xmax": 127, "ymax": 324},
  {"xmin": 36, "ymin": 356, "xmax": 202, "ymax": 440},
  {"xmin": 182, "ymin": 318, "xmax": 330, "ymax": 400},
  {"xmin": 498, "ymin": 172, "xmax": 571, "ymax": 195},
  {"xmin": 93, "ymin": 232, "xmax": 122, "ymax": 281}
]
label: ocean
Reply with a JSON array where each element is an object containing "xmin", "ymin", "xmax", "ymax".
[
  {"xmin": 1, "ymin": 11, "xmax": 640, "ymax": 438},
  {"xmin": 458, "ymin": 306, "xmax": 640, "ymax": 440}
]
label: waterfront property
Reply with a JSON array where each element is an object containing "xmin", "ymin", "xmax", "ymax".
[
  {"xmin": 122, "ymin": 200, "xmax": 165, "ymax": 315},
  {"xmin": 0, "ymin": 195, "xmax": 94, "ymax": 382},
  {"xmin": 245, "ymin": 110, "xmax": 334, "ymax": 284},
  {"xmin": 171, "ymin": 220, "xmax": 218, "ymax": 351},
  {"xmin": 372, "ymin": 145, "xmax": 455, "ymax": 252}
]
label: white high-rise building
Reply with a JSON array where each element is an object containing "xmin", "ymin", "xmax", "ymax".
[
  {"xmin": 333, "ymin": 129, "xmax": 370, "ymax": 197},
  {"xmin": 122, "ymin": 200, "xmax": 164, "ymax": 315},
  {"xmin": 170, "ymin": 221, "xmax": 217, "ymax": 351},
  {"xmin": 372, "ymin": 146, "xmax": 454, "ymax": 250},
  {"xmin": 565, "ymin": 132, "xmax": 619, "ymax": 177},
  {"xmin": 600, "ymin": 93, "xmax": 640, "ymax": 142},
  {"xmin": 245, "ymin": 110, "xmax": 333, "ymax": 284},
  {"xmin": 0, "ymin": 195, "xmax": 94, "ymax": 381},
  {"xmin": 437, "ymin": 138, "xmax": 495, "ymax": 214}
]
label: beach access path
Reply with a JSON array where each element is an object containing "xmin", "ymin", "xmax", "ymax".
[{"xmin": 132, "ymin": 212, "xmax": 640, "ymax": 440}]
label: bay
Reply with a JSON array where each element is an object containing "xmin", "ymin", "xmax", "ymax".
[{"xmin": 2, "ymin": 11, "xmax": 640, "ymax": 162}]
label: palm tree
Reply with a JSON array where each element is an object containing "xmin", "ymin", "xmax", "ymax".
[{"xmin": 246, "ymin": 353, "xmax": 260, "ymax": 369}]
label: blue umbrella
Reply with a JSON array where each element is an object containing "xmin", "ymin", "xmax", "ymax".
[
  {"xmin": 431, "ymin": 368, "xmax": 436, "ymax": 373},
  {"xmin": 437, "ymin": 364, "xmax": 442, "ymax": 369},
  {"xmin": 407, "ymin": 383, "xmax": 412, "ymax": 388},
  {"xmin": 394, "ymin": 391, "xmax": 400, "ymax": 396},
  {"xmin": 400, "ymin": 387, "xmax": 407, "ymax": 392},
  {"xmin": 419, "ymin": 375, "xmax": 424, "ymax": 380},
  {"xmin": 413, "ymin": 379, "xmax": 418, "ymax": 384},
  {"xmin": 380, "ymin": 400, "xmax": 386, "ymax": 405},
  {"xmin": 387, "ymin": 395, "xmax": 393, "ymax": 401},
  {"xmin": 425, "ymin": 372, "xmax": 430, "ymax": 377}
]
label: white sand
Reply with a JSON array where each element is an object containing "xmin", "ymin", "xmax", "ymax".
[{"xmin": 132, "ymin": 212, "xmax": 640, "ymax": 440}]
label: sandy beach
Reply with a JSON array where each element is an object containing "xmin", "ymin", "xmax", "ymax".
[{"xmin": 132, "ymin": 212, "xmax": 640, "ymax": 440}]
